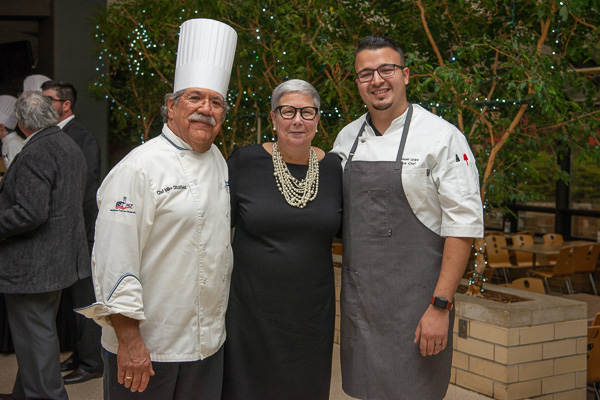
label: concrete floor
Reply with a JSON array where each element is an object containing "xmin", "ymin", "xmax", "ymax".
[{"xmin": 0, "ymin": 344, "xmax": 490, "ymax": 399}]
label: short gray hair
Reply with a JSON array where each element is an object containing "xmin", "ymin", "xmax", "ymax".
[
  {"xmin": 271, "ymin": 79, "xmax": 320, "ymax": 111},
  {"xmin": 15, "ymin": 91, "xmax": 59, "ymax": 131},
  {"xmin": 161, "ymin": 89, "xmax": 231, "ymax": 123}
]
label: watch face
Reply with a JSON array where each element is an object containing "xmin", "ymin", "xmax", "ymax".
[{"xmin": 433, "ymin": 297, "xmax": 449, "ymax": 310}]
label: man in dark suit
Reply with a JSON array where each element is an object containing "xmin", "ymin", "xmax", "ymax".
[
  {"xmin": 0, "ymin": 91, "xmax": 88, "ymax": 400},
  {"xmin": 41, "ymin": 80, "xmax": 103, "ymax": 384}
]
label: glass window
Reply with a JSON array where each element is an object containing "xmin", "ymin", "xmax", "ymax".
[
  {"xmin": 571, "ymin": 216, "xmax": 600, "ymax": 241},
  {"xmin": 570, "ymin": 152, "xmax": 600, "ymax": 240},
  {"xmin": 484, "ymin": 210, "xmax": 503, "ymax": 230},
  {"xmin": 570, "ymin": 156, "xmax": 600, "ymax": 211},
  {"xmin": 517, "ymin": 211, "xmax": 555, "ymax": 234}
]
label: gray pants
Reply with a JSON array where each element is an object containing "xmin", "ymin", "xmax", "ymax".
[
  {"xmin": 102, "ymin": 346, "xmax": 224, "ymax": 400},
  {"xmin": 66, "ymin": 276, "xmax": 102, "ymax": 372},
  {"xmin": 5, "ymin": 290, "xmax": 68, "ymax": 400}
]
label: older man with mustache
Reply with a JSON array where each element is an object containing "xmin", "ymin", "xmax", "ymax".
[{"xmin": 78, "ymin": 19, "xmax": 237, "ymax": 399}]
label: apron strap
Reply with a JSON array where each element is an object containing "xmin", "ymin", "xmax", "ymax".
[
  {"xmin": 394, "ymin": 103, "xmax": 413, "ymax": 170},
  {"xmin": 344, "ymin": 120, "xmax": 368, "ymax": 172}
]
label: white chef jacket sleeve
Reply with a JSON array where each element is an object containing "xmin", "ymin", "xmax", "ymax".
[
  {"xmin": 77, "ymin": 160, "xmax": 156, "ymax": 328},
  {"xmin": 2, "ymin": 133, "xmax": 24, "ymax": 168},
  {"xmin": 432, "ymin": 129, "xmax": 484, "ymax": 238}
]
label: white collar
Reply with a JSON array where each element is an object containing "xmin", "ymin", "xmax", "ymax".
[{"xmin": 58, "ymin": 115, "xmax": 75, "ymax": 129}]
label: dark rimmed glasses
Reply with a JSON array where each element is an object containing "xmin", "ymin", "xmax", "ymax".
[
  {"xmin": 45, "ymin": 96, "xmax": 67, "ymax": 103},
  {"xmin": 356, "ymin": 64, "xmax": 406, "ymax": 83},
  {"xmin": 275, "ymin": 105, "xmax": 319, "ymax": 120}
]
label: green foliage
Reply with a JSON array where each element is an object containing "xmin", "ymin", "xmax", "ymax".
[
  {"xmin": 381, "ymin": 0, "xmax": 600, "ymax": 211},
  {"xmin": 90, "ymin": 0, "xmax": 600, "ymax": 210}
]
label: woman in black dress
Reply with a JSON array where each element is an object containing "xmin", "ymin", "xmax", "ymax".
[{"xmin": 221, "ymin": 79, "xmax": 342, "ymax": 400}]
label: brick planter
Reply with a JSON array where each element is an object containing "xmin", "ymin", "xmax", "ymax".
[{"xmin": 452, "ymin": 280, "xmax": 588, "ymax": 400}]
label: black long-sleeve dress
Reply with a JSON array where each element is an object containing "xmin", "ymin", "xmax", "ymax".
[{"xmin": 221, "ymin": 144, "xmax": 343, "ymax": 400}]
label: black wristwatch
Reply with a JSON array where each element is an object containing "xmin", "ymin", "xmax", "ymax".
[{"xmin": 431, "ymin": 296, "xmax": 453, "ymax": 311}]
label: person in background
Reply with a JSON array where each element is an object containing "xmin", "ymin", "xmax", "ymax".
[
  {"xmin": 331, "ymin": 35, "xmax": 484, "ymax": 399},
  {"xmin": 40, "ymin": 80, "xmax": 103, "ymax": 384},
  {"xmin": 221, "ymin": 79, "xmax": 343, "ymax": 400},
  {"xmin": 0, "ymin": 91, "xmax": 88, "ymax": 400},
  {"xmin": 22, "ymin": 74, "xmax": 51, "ymax": 93},
  {"xmin": 78, "ymin": 18, "xmax": 237, "ymax": 399},
  {"xmin": 0, "ymin": 95, "xmax": 24, "ymax": 168}
]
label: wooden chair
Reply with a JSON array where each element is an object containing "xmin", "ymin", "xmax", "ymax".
[
  {"xmin": 529, "ymin": 245, "xmax": 581, "ymax": 294},
  {"xmin": 540, "ymin": 233, "xmax": 563, "ymax": 265},
  {"xmin": 484, "ymin": 230, "xmax": 503, "ymax": 236},
  {"xmin": 573, "ymin": 244, "xmax": 600, "ymax": 296},
  {"xmin": 485, "ymin": 235, "xmax": 516, "ymax": 283},
  {"xmin": 588, "ymin": 326, "xmax": 600, "ymax": 399},
  {"xmin": 593, "ymin": 312, "xmax": 600, "ymax": 327},
  {"xmin": 332, "ymin": 243, "xmax": 342, "ymax": 266},
  {"xmin": 517, "ymin": 230, "xmax": 536, "ymax": 237},
  {"xmin": 332, "ymin": 243, "xmax": 342, "ymax": 256},
  {"xmin": 543, "ymin": 233, "xmax": 564, "ymax": 245},
  {"xmin": 510, "ymin": 234, "xmax": 535, "ymax": 267},
  {"xmin": 501, "ymin": 277, "xmax": 546, "ymax": 294}
]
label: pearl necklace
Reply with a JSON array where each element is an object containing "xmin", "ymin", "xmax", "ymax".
[{"xmin": 272, "ymin": 142, "xmax": 319, "ymax": 208}]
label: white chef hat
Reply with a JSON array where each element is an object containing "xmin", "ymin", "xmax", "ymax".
[
  {"xmin": 0, "ymin": 95, "xmax": 18, "ymax": 131},
  {"xmin": 23, "ymin": 74, "xmax": 52, "ymax": 92},
  {"xmin": 173, "ymin": 19, "xmax": 237, "ymax": 98}
]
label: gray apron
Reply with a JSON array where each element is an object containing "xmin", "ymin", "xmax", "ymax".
[{"xmin": 340, "ymin": 104, "xmax": 453, "ymax": 400}]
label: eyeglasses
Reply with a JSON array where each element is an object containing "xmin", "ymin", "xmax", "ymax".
[
  {"xmin": 275, "ymin": 105, "xmax": 319, "ymax": 120},
  {"xmin": 356, "ymin": 64, "xmax": 406, "ymax": 83},
  {"xmin": 183, "ymin": 93, "xmax": 224, "ymax": 111},
  {"xmin": 45, "ymin": 96, "xmax": 66, "ymax": 103}
]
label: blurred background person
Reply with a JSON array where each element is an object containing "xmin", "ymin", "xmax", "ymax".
[
  {"xmin": 221, "ymin": 79, "xmax": 343, "ymax": 400},
  {"xmin": 22, "ymin": 74, "xmax": 51, "ymax": 93},
  {"xmin": 0, "ymin": 91, "xmax": 88, "ymax": 400},
  {"xmin": 41, "ymin": 80, "xmax": 103, "ymax": 385},
  {"xmin": 0, "ymin": 95, "xmax": 23, "ymax": 169}
]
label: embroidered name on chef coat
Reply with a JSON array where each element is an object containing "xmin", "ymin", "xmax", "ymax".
[{"xmin": 156, "ymin": 185, "xmax": 188, "ymax": 195}]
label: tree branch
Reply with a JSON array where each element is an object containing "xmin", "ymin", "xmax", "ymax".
[
  {"xmin": 568, "ymin": 10, "xmax": 598, "ymax": 30},
  {"xmin": 480, "ymin": 104, "xmax": 529, "ymax": 204},
  {"xmin": 416, "ymin": 0, "xmax": 444, "ymax": 66}
]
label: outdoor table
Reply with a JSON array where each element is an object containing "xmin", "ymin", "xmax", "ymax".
[{"xmin": 502, "ymin": 240, "xmax": 593, "ymax": 267}]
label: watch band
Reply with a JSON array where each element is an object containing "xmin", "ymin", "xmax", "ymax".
[{"xmin": 431, "ymin": 296, "xmax": 453, "ymax": 311}]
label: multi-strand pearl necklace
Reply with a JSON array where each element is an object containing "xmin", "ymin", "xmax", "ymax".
[{"xmin": 272, "ymin": 142, "xmax": 319, "ymax": 208}]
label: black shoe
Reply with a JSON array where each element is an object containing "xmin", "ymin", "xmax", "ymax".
[
  {"xmin": 60, "ymin": 355, "xmax": 79, "ymax": 372},
  {"xmin": 0, "ymin": 394, "xmax": 14, "ymax": 399},
  {"xmin": 63, "ymin": 367, "xmax": 103, "ymax": 385}
]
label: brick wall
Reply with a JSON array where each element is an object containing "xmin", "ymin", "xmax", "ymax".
[{"xmin": 451, "ymin": 282, "xmax": 588, "ymax": 400}]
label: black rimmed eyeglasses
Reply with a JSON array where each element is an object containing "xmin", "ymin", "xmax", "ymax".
[
  {"xmin": 356, "ymin": 64, "xmax": 406, "ymax": 83},
  {"xmin": 45, "ymin": 96, "xmax": 67, "ymax": 103},
  {"xmin": 275, "ymin": 105, "xmax": 319, "ymax": 120}
]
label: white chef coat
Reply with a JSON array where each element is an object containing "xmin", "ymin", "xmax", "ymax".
[
  {"xmin": 331, "ymin": 104, "xmax": 483, "ymax": 238},
  {"xmin": 79, "ymin": 124, "xmax": 233, "ymax": 362},
  {"xmin": 1, "ymin": 132, "xmax": 24, "ymax": 168}
]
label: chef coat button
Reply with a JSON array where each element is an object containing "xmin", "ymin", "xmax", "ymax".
[
  {"xmin": 203, "ymin": 245, "xmax": 207, "ymax": 251},
  {"xmin": 203, "ymin": 278, "xmax": 207, "ymax": 285},
  {"xmin": 200, "ymin": 212, "xmax": 205, "ymax": 219},
  {"xmin": 360, "ymin": 138, "xmax": 366, "ymax": 143},
  {"xmin": 180, "ymin": 152, "xmax": 185, "ymax": 157},
  {"xmin": 226, "ymin": 243, "xmax": 230, "ymax": 249},
  {"xmin": 192, "ymin": 180, "xmax": 198, "ymax": 185},
  {"xmin": 226, "ymin": 211, "xmax": 229, "ymax": 217}
]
